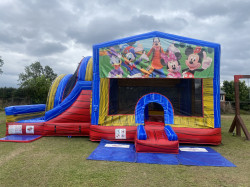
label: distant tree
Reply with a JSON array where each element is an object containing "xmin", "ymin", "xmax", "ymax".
[
  {"xmin": 0, "ymin": 56, "xmax": 4, "ymax": 74},
  {"xmin": 222, "ymin": 81, "xmax": 234, "ymax": 101},
  {"xmin": 0, "ymin": 87, "xmax": 32, "ymax": 109},
  {"xmin": 18, "ymin": 62, "xmax": 57, "ymax": 104},
  {"xmin": 44, "ymin": 65, "xmax": 57, "ymax": 80},
  {"xmin": 222, "ymin": 80, "xmax": 249, "ymax": 102},
  {"xmin": 0, "ymin": 87, "xmax": 16, "ymax": 99}
]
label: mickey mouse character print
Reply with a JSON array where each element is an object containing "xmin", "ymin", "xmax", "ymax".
[{"xmin": 182, "ymin": 46, "xmax": 212, "ymax": 78}]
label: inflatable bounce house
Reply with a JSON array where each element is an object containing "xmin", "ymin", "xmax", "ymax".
[{"xmin": 1, "ymin": 31, "xmax": 221, "ymax": 154}]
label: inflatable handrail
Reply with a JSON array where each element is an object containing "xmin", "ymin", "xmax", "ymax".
[
  {"xmin": 78, "ymin": 56, "xmax": 91, "ymax": 81},
  {"xmin": 5, "ymin": 104, "xmax": 46, "ymax": 116},
  {"xmin": 54, "ymin": 74, "xmax": 73, "ymax": 108},
  {"xmin": 137, "ymin": 125, "xmax": 147, "ymax": 140},
  {"xmin": 164, "ymin": 125, "xmax": 178, "ymax": 141}
]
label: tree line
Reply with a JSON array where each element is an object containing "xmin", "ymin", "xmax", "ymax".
[
  {"xmin": 222, "ymin": 80, "xmax": 250, "ymax": 111},
  {"xmin": 0, "ymin": 60, "xmax": 57, "ymax": 108}
]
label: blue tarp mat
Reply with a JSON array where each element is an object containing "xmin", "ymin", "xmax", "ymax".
[
  {"xmin": 87, "ymin": 140, "xmax": 236, "ymax": 167},
  {"xmin": 176, "ymin": 147, "xmax": 235, "ymax": 167},
  {"xmin": 137, "ymin": 153, "xmax": 179, "ymax": 165},
  {"xmin": 88, "ymin": 140, "xmax": 136, "ymax": 162},
  {"xmin": 0, "ymin": 135, "xmax": 42, "ymax": 142}
]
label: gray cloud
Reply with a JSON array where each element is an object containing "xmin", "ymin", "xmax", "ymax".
[
  {"xmin": 26, "ymin": 41, "xmax": 68, "ymax": 56},
  {"xmin": 67, "ymin": 14, "xmax": 188, "ymax": 47},
  {"xmin": 191, "ymin": 0, "xmax": 250, "ymax": 28},
  {"xmin": 0, "ymin": 0, "xmax": 250, "ymax": 88},
  {"xmin": 191, "ymin": 2, "xmax": 229, "ymax": 18},
  {"xmin": 0, "ymin": 29, "xmax": 25, "ymax": 44}
]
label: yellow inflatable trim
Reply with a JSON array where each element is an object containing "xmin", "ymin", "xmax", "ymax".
[
  {"xmin": 46, "ymin": 74, "xmax": 66, "ymax": 111},
  {"xmin": 85, "ymin": 57, "xmax": 93, "ymax": 81},
  {"xmin": 6, "ymin": 111, "xmax": 45, "ymax": 123}
]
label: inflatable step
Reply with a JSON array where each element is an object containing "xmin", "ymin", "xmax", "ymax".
[{"xmin": 135, "ymin": 125, "xmax": 179, "ymax": 154}]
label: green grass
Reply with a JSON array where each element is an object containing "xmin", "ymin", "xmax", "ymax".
[{"xmin": 0, "ymin": 112, "xmax": 250, "ymax": 187}]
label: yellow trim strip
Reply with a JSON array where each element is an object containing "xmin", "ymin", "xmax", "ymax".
[
  {"xmin": 85, "ymin": 57, "xmax": 93, "ymax": 81},
  {"xmin": 6, "ymin": 111, "xmax": 45, "ymax": 123},
  {"xmin": 46, "ymin": 74, "xmax": 66, "ymax": 111}
]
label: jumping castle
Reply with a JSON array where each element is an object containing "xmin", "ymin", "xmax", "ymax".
[{"xmin": 2, "ymin": 31, "xmax": 221, "ymax": 154}]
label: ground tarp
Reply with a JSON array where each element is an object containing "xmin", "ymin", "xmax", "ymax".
[
  {"xmin": 0, "ymin": 135, "xmax": 42, "ymax": 143},
  {"xmin": 87, "ymin": 139, "xmax": 236, "ymax": 167}
]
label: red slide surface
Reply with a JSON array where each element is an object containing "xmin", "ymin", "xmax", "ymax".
[
  {"xmin": 44, "ymin": 90, "xmax": 91, "ymax": 136},
  {"xmin": 6, "ymin": 90, "xmax": 92, "ymax": 137},
  {"xmin": 135, "ymin": 123, "xmax": 179, "ymax": 154}
]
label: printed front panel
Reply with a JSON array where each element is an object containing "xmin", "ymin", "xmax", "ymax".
[{"xmin": 99, "ymin": 37, "xmax": 214, "ymax": 79}]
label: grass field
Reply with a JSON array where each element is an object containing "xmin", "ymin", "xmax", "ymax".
[{"xmin": 0, "ymin": 112, "xmax": 250, "ymax": 187}]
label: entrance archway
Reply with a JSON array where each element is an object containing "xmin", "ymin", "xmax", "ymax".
[
  {"xmin": 135, "ymin": 93, "xmax": 174, "ymax": 125},
  {"xmin": 144, "ymin": 102, "xmax": 164, "ymax": 122}
]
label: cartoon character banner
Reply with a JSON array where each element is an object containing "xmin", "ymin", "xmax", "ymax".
[{"xmin": 99, "ymin": 37, "xmax": 214, "ymax": 78}]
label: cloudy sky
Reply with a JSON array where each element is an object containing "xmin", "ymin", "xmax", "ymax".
[{"xmin": 0, "ymin": 0, "xmax": 249, "ymax": 87}]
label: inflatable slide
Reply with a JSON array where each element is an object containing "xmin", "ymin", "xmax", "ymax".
[{"xmin": 1, "ymin": 57, "xmax": 93, "ymax": 142}]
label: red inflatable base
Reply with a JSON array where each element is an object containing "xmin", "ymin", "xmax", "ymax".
[
  {"xmin": 43, "ymin": 122, "xmax": 90, "ymax": 136},
  {"xmin": 6, "ymin": 122, "xmax": 45, "ymax": 136},
  {"xmin": 173, "ymin": 127, "xmax": 221, "ymax": 145},
  {"xmin": 90, "ymin": 124, "xmax": 221, "ymax": 145},
  {"xmin": 6, "ymin": 122, "xmax": 221, "ymax": 145},
  {"xmin": 90, "ymin": 125, "xmax": 136, "ymax": 142},
  {"xmin": 6, "ymin": 122, "xmax": 91, "ymax": 137}
]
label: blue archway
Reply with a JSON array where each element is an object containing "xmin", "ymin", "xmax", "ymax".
[{"xmin": 135, "ymin": 93, "xmax": 174, "ymax": 125}]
